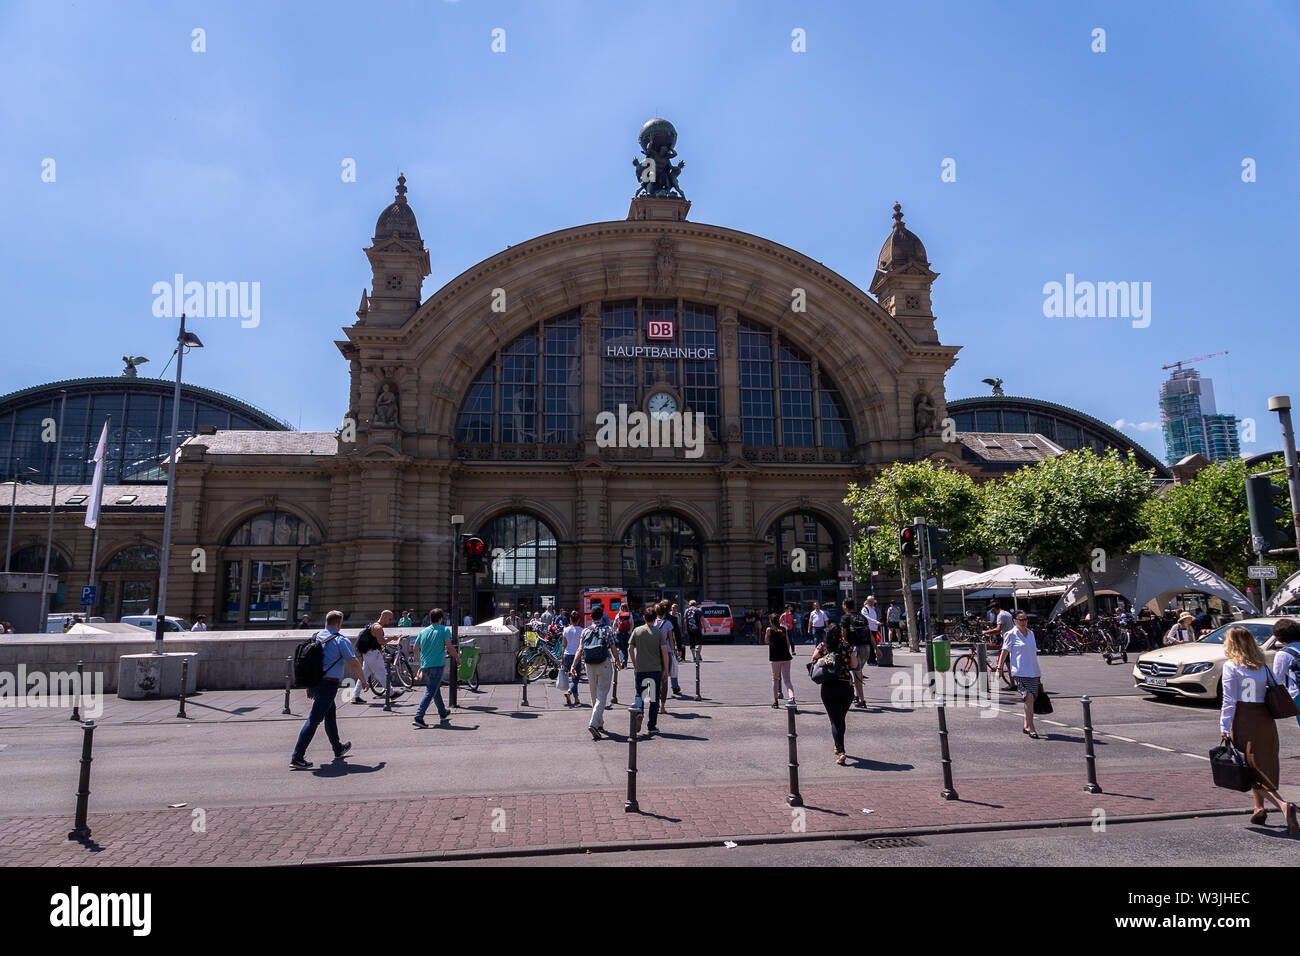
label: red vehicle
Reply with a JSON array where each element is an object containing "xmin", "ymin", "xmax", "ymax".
[{"xmin": 582, "ymin": 587, "xmax": 628, "ymax": 626}]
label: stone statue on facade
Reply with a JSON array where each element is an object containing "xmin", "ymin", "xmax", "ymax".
[
  {"xmin": 633, "ymin": 118, "xmax": 686, "ymax": 199},
  {"xmin": 373, "ymin": 383, "xmax": 399, "ymax": 427},
  {"xmin": 913, "ymin": 392, "xmax": 937, "ymax": 435}
]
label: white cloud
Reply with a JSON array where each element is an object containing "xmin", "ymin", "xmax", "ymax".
[{"xmin": 1114, "ymin": 419, "xmax": 1160, "ymax": 432}]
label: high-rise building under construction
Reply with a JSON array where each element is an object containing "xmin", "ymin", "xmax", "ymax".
[{"xmin": 1160, "ymin": 368, "xmax": 1240, "ymax": 465}]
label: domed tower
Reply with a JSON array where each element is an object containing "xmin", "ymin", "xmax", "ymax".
[
  {"xmin": 869, "ymin": 202, "xmax": 940, "ymax": 344},
  {"xmin": 360, "ymin": 174, "xmax": 431, "ymax": 328}
]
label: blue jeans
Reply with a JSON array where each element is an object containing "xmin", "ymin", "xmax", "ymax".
[
  {"xmin": 633, "ymin": 671, "xmax": 661, "ymax": 730},
  {"xmin": 292, "ymin": 680, "xmax": 342, "ymax": 759},
  {"xmin": 563, "ymin": 653, "xmax": 582, "ymax": 696},
  {"xmin": 415, "ymin": 665, "xmax": 447, "ymax": 721}
]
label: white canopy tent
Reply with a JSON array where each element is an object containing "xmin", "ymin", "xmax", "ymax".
[
  {"xmin": 1048, "ymin": 551, "xmax": 1259, "ymax": 619},
  {"xmin": 1265, "ymin": 569, "xmax": 1300, "ymax": 615},
  {"xmin": 957, "ymin": 564, "xmax": 1077, "ymax": 611},
  {"xmin": 909, "ymin": 569, "xmax": 983, "ymax": 613}
]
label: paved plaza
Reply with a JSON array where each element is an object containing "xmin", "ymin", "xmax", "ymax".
[{"xmin": 2, "ymin": 645, "xmax": 1297, "ymax": 865}]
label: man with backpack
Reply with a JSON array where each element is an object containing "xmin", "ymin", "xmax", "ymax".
[
  {"xmin": 684, "ymin": 600, "xmax": 704, "ymax": 658},
  {"xmin": 841, "ymin": 597, "xmax": 874, "ymax": 708},
  {"xmin": 1272, "ymin": 618, "xmax": 1300, "ymax": 727},
  {"xmin": 291, "ymin": 610, "xmax": 364, "ymax": 769},
  {"xmin": 614, "ymin": 607, "xmax": 634, "ymax": 666},
  {"xmin": 575, "ymin": 604, "xmax": 620, "ymax": 739},
  {"xmin": 349, "ymin": 609, "xmax": 398, "ymax": 704}
]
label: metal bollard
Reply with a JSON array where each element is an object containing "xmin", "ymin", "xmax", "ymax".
[
  {"xmin": 70, "ymin": 660, "xmax": 83, "ymax": 721},
  {"xmin": 282, "ymin": 656, "xmax": 292, "ymax": 715},
  {"xmin": 176, "ymin": 658, "xmax": 189, "ymax": 719},
  {"xmin": 1081, "ymin": 694, "xmax": 1103, "ymax": 794},
  {"xmin": 610, "ymin": 663, "xmax": 619, "ymax": 705},
  {"xmin": 448, "ymin": 646, "xmax": 458, "ymax": 710},
  {"xmin": 383, "ymin": 653, "xmax": 393, "ymax": 712},
  {"xmin": 695, "ymin": 658, "xmax": 702, "ymax": 702},
  {"xmin": 936, "ymin": 700, "xmax": 959, "ymax": 801},
  {"xmin": 786, "ymin": 702, "xmax": 803, "ymax": 808},
  {"xmin": 520, "ymin": 665, "xmax": 529, "ymax": 707},
  {"xmin": 68, "ymin": 720, "xmax": 95, "ymax": 841},
  {"xmin": 624, "ymin": 706, "xmax": 640, "ymax": 813}
]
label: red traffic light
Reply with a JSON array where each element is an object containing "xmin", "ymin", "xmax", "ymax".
[{"xmin": 464, "ymin": 537, "xmax": 485, "ymax": 557}]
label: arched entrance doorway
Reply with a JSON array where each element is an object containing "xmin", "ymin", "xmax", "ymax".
[
  {"xmin": 472, "ymin": 512, "xmax": 558, "ymax": 622},
  {"xmin": 8, "ymin": 544, "xmax": 70, "ymax": 612},
  {"xmin": 764, "ymin": 511, "xmax": 844, "ymax": 620},
  {"xmin": 621, "ymin": 511, "xmax": 702, "ymax": 610}
]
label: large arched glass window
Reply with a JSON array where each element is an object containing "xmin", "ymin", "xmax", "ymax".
[
  {"xmin": 621, "ymin": 512, "xmax": 701, "ymax": 606},
  {"xmin": 455, "ymin": 312, "xmax": 581, "ymax": 446},
  {"xmin": 481, "ymin": 512, "xmax": 558, "ymax": 588}
]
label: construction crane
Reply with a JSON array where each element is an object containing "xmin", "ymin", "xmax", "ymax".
[{"xmin": 1162, "ymin": 351, "xmax": 1228, "ymax": 373}]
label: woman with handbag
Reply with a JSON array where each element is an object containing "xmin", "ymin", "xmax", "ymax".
[
  {"xmin": 765, "ymin": 612, "xmax": 795, "ymax": 709},
  {"xmin": 1220, "ymin": 626, "xmax": 1297, "ymax": 834},
  {"xmin": 809, "ymin": 623, "xmax": 859, "ymax": 765},
  {"xmin": 993, "ymin": 611, "xmax": 1042, "ymax": 738}
]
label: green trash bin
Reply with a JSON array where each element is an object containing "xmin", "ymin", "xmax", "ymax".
[
  {"xmin": 929, "ymin": 637, "xmax": 951, "ymax": 673},
  {"xmin": 457, "ymin": 645, "xmax": 480, "ymax": 682}
]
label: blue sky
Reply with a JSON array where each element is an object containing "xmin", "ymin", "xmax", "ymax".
[{"xmin": 2, "ymin": 0, "xmax": 1297, "ymax": 459}]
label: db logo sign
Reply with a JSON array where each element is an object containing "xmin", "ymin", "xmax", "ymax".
[{"xmin": 647, "ymin": 319, "xmax": 674, "ymax": 340}]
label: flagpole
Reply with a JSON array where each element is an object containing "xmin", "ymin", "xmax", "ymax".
[{"xmin": 39, "ymin": 390, "xmax": 68, "ymax": 635}]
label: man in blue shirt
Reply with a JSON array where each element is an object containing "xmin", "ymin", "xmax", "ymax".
[
  {"xmin": 291, "ymin": 609, "xmax": 365, "ymax": 769},
  {"xmin": 413, "ymin": 608, "xmax": 460, "ymax": 728}
]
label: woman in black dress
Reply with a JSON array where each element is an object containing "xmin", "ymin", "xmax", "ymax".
[{"xmin": 810, "ymin": 622, "xmax": 859, "ymax": 765}]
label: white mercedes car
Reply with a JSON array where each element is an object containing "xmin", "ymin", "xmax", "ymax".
[{"xmin": 1132, "ymin": 617, "xmax": 1292, "ymax": 703}]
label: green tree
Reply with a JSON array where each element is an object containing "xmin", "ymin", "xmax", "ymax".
[
  {"xmin": 1138, "ymin": 455, "xmax": 1296, "ymax": 597},
  {"xmin": 845, "ymin": 460, "xmax": 991, "ymax": 650},
  {"xmin": 985, "ymin": 448, "xmax": 1153, "ymax": 619}
]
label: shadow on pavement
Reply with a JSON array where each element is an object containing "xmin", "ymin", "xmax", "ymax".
[
  {"xmin": 505, "ymin": 711, "xmax": 541, "ymax": 719},
  {"xmin": 628, "ymin": 810, "xmax": 682, "ymax": 823},
  {"xmin": 312, "ymin": 760, "xmax": 386, "ymax": 777},
  {"xmin": 848, "ymin": 758, "xmax": 915, "ymax": 773}
]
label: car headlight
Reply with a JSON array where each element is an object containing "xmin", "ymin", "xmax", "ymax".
[{"xmin": 1181, "ymin": 662, "xmax": 1214, "ymax": 675}]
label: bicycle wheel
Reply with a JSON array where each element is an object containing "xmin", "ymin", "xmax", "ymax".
[
  {"xmin": 952, "ymin": 654, "xmax": 978, "ymax": 688},
  {"xmin": 526, "ymin": 652, "xmax": 549, "ymax": 682},
  {"xmin": 467, "ymin": 662, "xmax": 480, "ymax": 691},
  {"xmin": 998, "ymin": 657, "xmax": 1015, "ymax": 690},
  {"xmin": 396, "ymin": 654, "xmax": 420, "ymax": 686},
  {"xmin": 367, "ymin": 673, "xmax": 399, "ymax": 696}
]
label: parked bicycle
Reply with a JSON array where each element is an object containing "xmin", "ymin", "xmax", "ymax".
[
  {"xmin": 951, "ymin": 639, "xmax": 1014, "ymax": 690},
  {"xmin": 515, "ymin": 628, "xmax": 560, "ymax": 682},
  {"xmin": 366, "ymin": 637, "xmax": 419, "ymax": 696}
]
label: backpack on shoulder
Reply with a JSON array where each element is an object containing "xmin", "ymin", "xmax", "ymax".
[
  {"xmin": 293, "ymin": 636, "xmax": 328, "ymax": 688},
  {"xmin": 582, "ymin": 625, "xmax": 610, "ymax": 664}
]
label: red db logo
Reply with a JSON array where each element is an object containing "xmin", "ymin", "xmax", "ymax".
[{"xmin": 647, "ymin": 319, "xmax": 674, "ymax": 340}]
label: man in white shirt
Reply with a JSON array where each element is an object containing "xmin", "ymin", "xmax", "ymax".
[
  {"xmin": 191, "ymin": 615, "xmax": 208, "ymax": 632},
  {"xmin": 864, "ymin": 596, "xmax": 881, "ymax": 650},
  {"xmin": 540, "ymin": 606, "xmax": 554, "ymax": 626},
  {"xmin": 886, "ymin": 601, "xmax": 901, "ymax": 644},
  {"xmin": 982, "ymin": 601, "xmax": 1013, "ymax": 642}
]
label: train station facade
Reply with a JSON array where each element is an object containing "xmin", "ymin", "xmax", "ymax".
[{"xmin": 4, "ymin": 122, "xmax": 1165, "ymax": 627}]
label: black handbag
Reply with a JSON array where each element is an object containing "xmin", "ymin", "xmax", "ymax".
[
  {"xmin": 1264, "ymin": 669, "xmax": 1299, "ymax": 720},
  {"xmin": 1207, "ymin": 741, "xmax": 1252, "ymax": 792},
  {"xmin": 1033, "ymin": 683, "xmax": 1053, "ymax": 715},
  {"xmin": 809, "ymin": 652, "xmax": 842, "ymax": 685}
]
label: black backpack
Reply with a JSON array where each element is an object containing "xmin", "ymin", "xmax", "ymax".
[
  {"xmin": 841, "ymin": 612, "xmax": 868, "ymax": 645},
  {"xmin": 293, "ymin": 636, "xmax": 329, "ymax": 688},
  {"xmin": 685, "ymin": 606, "xmax": 702, "ymax": 631}
]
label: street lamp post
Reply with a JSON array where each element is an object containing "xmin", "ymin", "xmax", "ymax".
[
  {"xmin": 38, "ymin": 392, "xmax": 68, "ymax": 635},
  {"xmin": 450, "ymin": 514, "xmax": 464, "ymax": 709},
  {"xmin": 153, "ymin": 314, "xmax": 203, "ymax": 655},
  {"xmin": 864, "ymin": 525, "xmax": 879, "ymax": 599},
  {"xmin": 5, "ymin": 459, "xmax": 39, "ymax": 575}
]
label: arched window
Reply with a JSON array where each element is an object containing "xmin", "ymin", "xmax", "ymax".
[
  {"xmin": 455, "ymin": 312, "xmax": 581, "ymax": 446},
  {"xmin": 481, "ymin": 513, "xmax": 557, "ymax": 589},
  {"xmin": 226, "ymin": 510, "xmax": 319, "ymax": 547},
  {"xmin": 104, "ymin": 545, "xmax": 160, "ymax": 571},
  {"xmin": 621, "ymin": 512, "xmax": 701, "ymax": 606},
  {"xmin": 765, "ymin": 511, "xmax": 843, "ymax": 613},
  {"xmin": 221, "ymin": 509, "xmax": 320, "ymax": 625}
]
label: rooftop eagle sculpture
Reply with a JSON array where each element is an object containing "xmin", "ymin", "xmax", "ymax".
[
  {"xmin": 981, "ymin": 377, "xmax": 1005, "ymax": 396},
  {"xmin": 122, "ymin": 356, "xmax": 149, "ymax": 378}
]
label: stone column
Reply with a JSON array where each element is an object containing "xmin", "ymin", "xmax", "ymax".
[{"xmin": 719, "ymin": 307, "xmax": 741, "ymax": 449}]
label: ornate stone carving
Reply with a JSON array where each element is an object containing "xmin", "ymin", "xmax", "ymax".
[
  {"xmin": 705, "ymin": 267, "xmax": 722, "ymax": 296},
  {"xmin": 604, "ymin": 261, "xmax": 622, "ymax": 294},
  {"xmin": 743, "ymin": 279, "xmax": 762, "ymax": 307},
  {"xmin": 654, "ymin": 236, "xmax": 677, "ymax": 293},
  {"xmin": 561, "ymin": 272, "xmax": 579, "ymax": 303}
]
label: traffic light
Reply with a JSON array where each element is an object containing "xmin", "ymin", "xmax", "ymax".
[
  {"xmin": 928, "ymin": 527, "xmax": 952, "ymax": 568},
  {"xmin": 1246, "ymin": 475, "xmax": 1292, "ymax": 553},
  {"xmin": 462, "ymin": 535, "xmax": 486, "ymax": 574},
  {"xmin": 899, "ymin": 526, "xmax": 918, "ymax": 557}
]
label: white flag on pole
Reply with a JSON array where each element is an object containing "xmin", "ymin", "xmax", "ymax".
[{"xmin": 84, "ymin": 420, "xmax": 109, "ymax": 529}]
